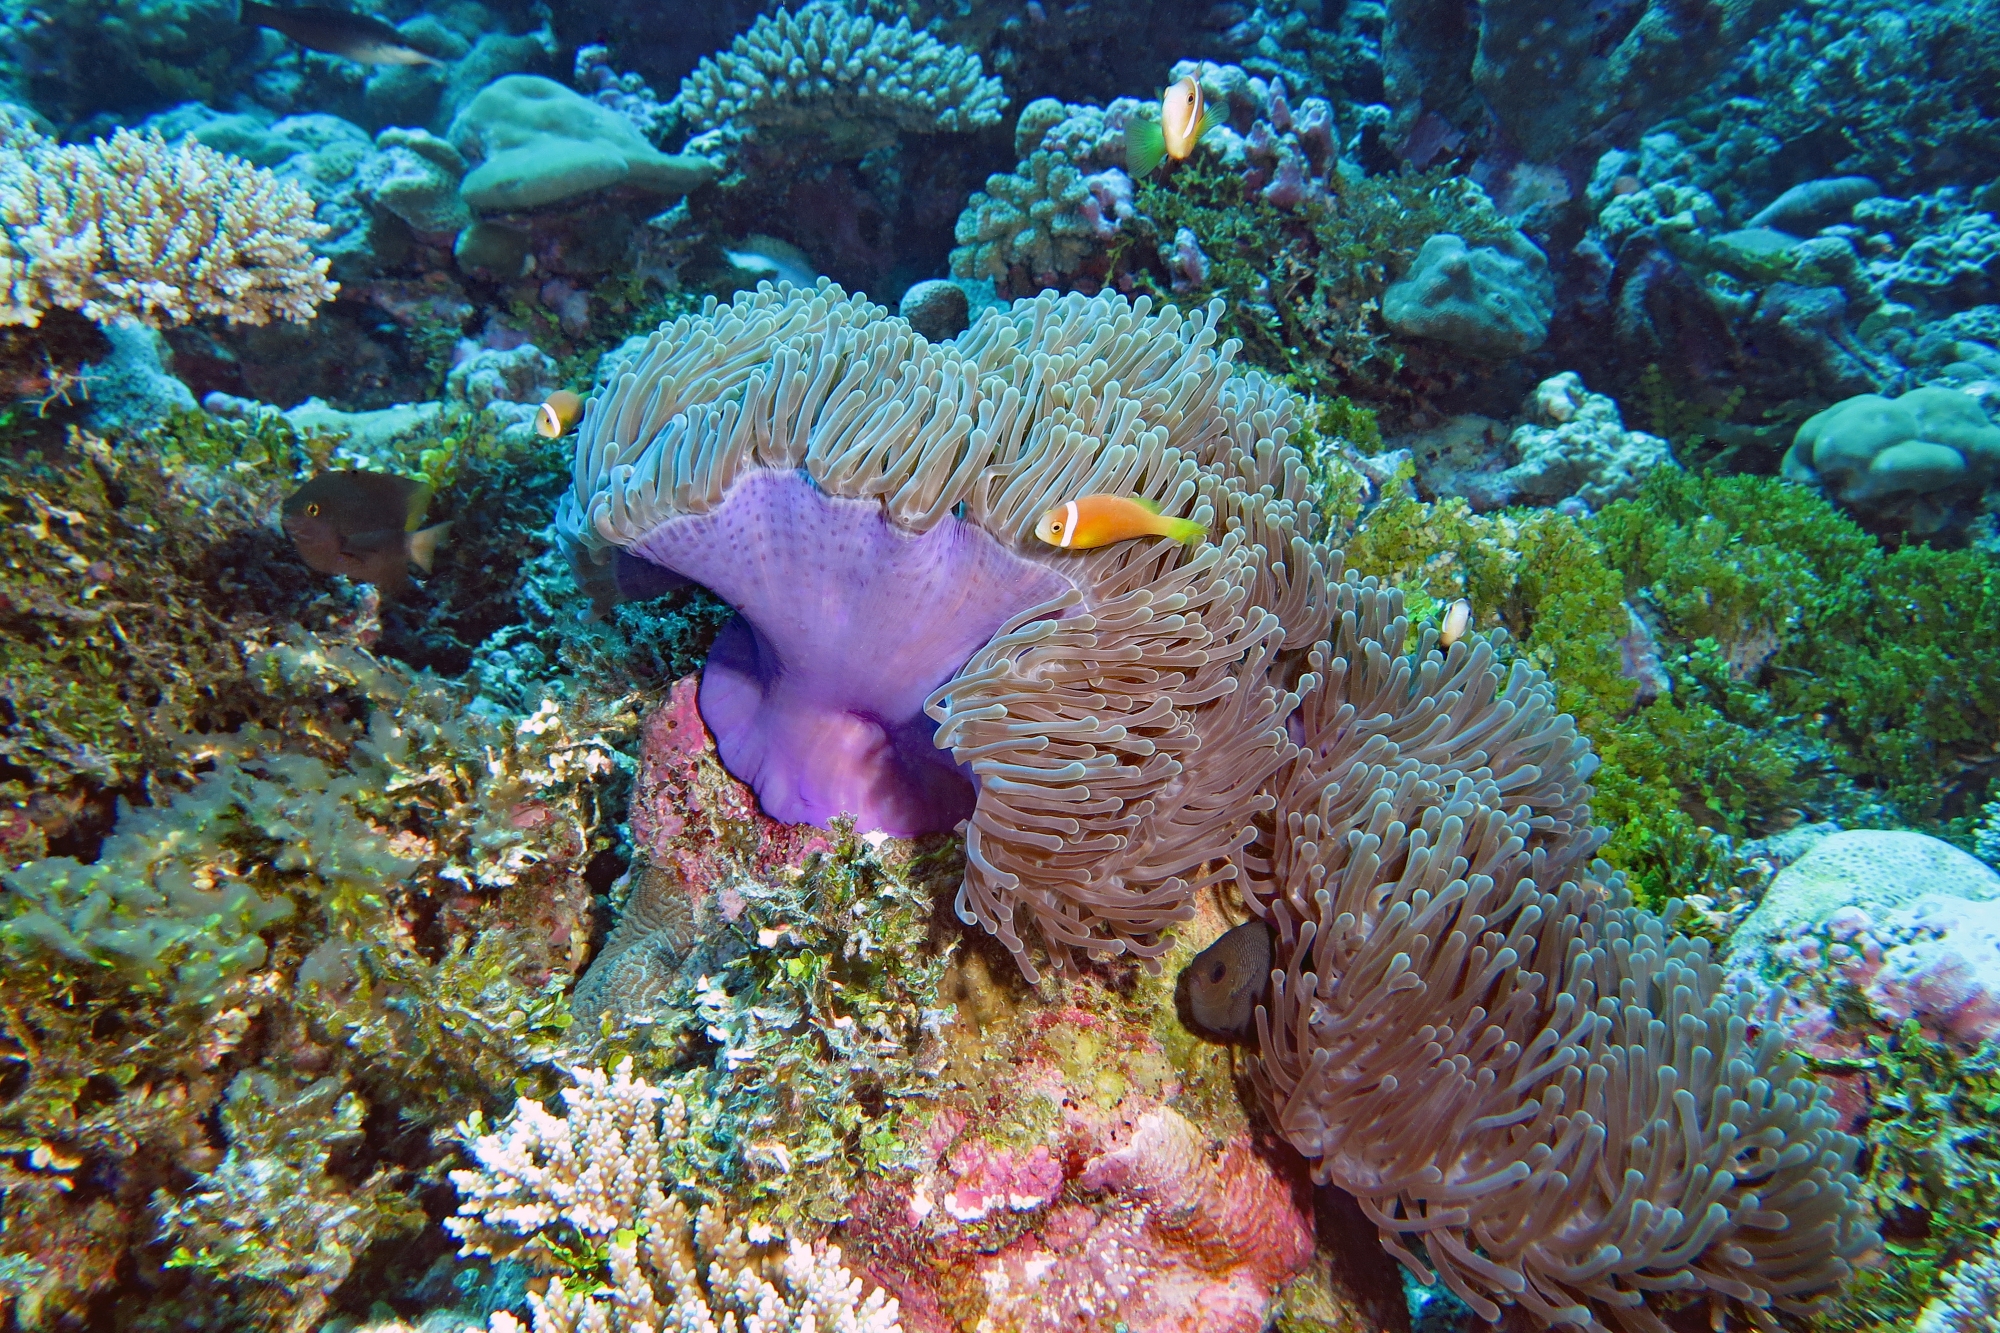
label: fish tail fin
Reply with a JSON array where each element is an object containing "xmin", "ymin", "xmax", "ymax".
[
  {"xmin": 408, "ymin": 521, "xmax": 451, "ymax": 574},
  {"xmin": 1195, "ymin": 103, "xmax": 1227, "ymax": 144},
  {"xmin": 1126, "ymin": 118, "xmax": 1167, "ymax": 178},
  {"xmin": 1163, "ymin": 516, "xmax": 1208, "ymax": 546}
]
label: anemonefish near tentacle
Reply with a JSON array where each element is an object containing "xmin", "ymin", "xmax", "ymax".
[
  {"xmin": 1033, "ymin": 494, "xmax": 1208, "ymax": 549},
  {"xmin": 1125, "ymin": 74, "xmax": 1225, "ymax": 177},
  {"xmin": 535, "ymin": 390, "xmax": 584, "ymax": 440}
]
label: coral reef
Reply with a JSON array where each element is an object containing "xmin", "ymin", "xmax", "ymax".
[
  {"xmin": 565, "ymin": 677, "xmax": 1332, "ymax": 1331},
  {"xmin": 1403, "ymin": 372, "xmax": 1675, "ymax": 513},
  {"xmin": 0, "ymin": 126, "xmax": 335, "ymax": 329}
]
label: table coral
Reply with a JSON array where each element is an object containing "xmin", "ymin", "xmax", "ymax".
[
  {"xmin": 669, "ymin": 1, "xmax": 1005, "ymax": 149},
  {"xmin": 560, "ymin": 280, "xmax": 1328, "ymax": 983},
  {"xmin": 0, "ymin": 125, "xmax": 336, "ymax": 329}
]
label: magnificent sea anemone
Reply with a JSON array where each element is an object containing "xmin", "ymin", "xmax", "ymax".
[{"xmin": 559, "ymin": 279, "xmax": 1326, "ymax": 983}]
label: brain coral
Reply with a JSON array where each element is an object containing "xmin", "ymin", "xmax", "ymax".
[
  {"xmin": 558, "ymin": 280, "xmax": 1327, "ymax": 981},
  {"xmin": 669, "ymin": 1, "xmax": 1005, "ymax": 147}
]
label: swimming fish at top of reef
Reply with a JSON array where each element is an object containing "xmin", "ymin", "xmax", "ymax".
[
  {"xmin": 1440, "ymin": 597, "xmax": 1472, "ymax": 647},
  {"xmin": 1033, "ymin": 494, "xmax": 1207, "ymax": 549},
  {"xmin": 1125, "ymin": 74, "xmax": 1225, "ymax": 178},
  {"xmin": 1181, "ymin": 919, "xmax": 1273, "ymax": 1040},
  {"xmin": 535, "ymin": 390, "xmax": 584, "ymax": 440},
  {"xmin": 283, "ymin": 470, "xmax": 451, "ymax": 595},
  {"xmin": 239, "ymin": 1, "xmax": 444, "ymax": 65}
]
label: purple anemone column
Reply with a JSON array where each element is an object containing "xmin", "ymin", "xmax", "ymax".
[{"xmin": 625, "ymin": 468, "xmax": 1073, "ymax": 837}]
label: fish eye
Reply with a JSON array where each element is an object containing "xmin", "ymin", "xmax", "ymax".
[
  {"xmin": 1208, "ymin": 962, "xmax": 1228, "ymax": 983},
  {"xmin": 306, "ymin": 503, "xmax": 321, "ymax": 516}
]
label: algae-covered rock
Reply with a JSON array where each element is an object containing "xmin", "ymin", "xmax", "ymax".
[{"xmin": 448, "ymin": 75, "xmax": 715, "ymax": 213}]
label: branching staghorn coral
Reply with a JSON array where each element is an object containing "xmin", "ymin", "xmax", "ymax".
[
  {"xmin": 669, "ymin": 1, "xmax": 1005, "ymax": 148},
  {"xmin": 0, "ymin": 126, "xmax": 335, "ymax": 329},
  {"xmin": 1239, "ymin": 572, "xmax": 1876, "ymax": 1332},
  {"xmin": 448, "ymin": 1058, "xmax": 904, "ymax": 1333},
  {"xmin": 558, "ymin": 279, "xmax": 1328, "ymax": 982}
]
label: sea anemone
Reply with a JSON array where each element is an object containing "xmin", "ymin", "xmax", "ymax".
[
  {"xmin": 557, "ymin": 279, "xmax": 1328, "ymax": 981},
  {"xmin": 1241, "ymin": 573, "xmax": 1875, "ymax": 1332}
]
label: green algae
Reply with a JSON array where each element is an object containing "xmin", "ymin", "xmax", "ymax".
[{"xmin": 1336, "ymin": 469, "xmax": 2000, "ymax": 909}]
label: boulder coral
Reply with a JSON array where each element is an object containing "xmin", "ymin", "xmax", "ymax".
[
  {"xmin": 448, "ymin": 75, "xmax": 715, "ymax": 214},
  {"xmin": 558, "ymin": 280, "xmax": 1327, "ymax": 983},
  {"xmin": 1785, "ymin": 385, "xmax": 2000, "ymax": 533}
]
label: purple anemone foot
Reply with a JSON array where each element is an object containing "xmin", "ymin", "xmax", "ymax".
[{"xmin": 626, "ymin": 468, "xmax": 1072, "ymax": 836}]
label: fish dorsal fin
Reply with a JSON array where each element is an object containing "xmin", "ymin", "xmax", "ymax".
[
  {"xmin": 408, "ymin": 521, "xmax": 452, "ymax": 575},
  {"xmin": 403, "ymin": 482, "xmax": 434, "ymax": 533},
  {"xmin": 1132, "ymin": 496, "xmax": 1163, "ymax": 514}
]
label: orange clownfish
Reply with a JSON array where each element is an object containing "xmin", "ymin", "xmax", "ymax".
[
  {"xmin": 1033, "ymin": 494, "xmax": 1207, "ymax": 549},
  {"xmin": 535, "ymin": 389, "xmax": 584, "ymax": 440},
  {"xmin": 1126, "ymin": 74, "xmax": 1224, "ymax": 177}
]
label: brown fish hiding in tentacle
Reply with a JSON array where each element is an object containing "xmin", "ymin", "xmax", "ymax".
[
  {"xmin": 283, "ymin": 470, "xmax": 450, "ymax": 595},
  {"xmin": 240, "ymin": 2, "xmax": 444, "ymax": 65},
  {"xmin": 1181, "ymin": 919, "xmax": 1273, "ymax": 1040}
]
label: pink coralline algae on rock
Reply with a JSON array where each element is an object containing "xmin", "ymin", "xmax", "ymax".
[
  {"xmin": 627, "ymin": 676, "xmax": 837, "ymax": 913},
  {"xmin": 842, "ymin": 1003, "xmax": 1315, "ymax": 1333},
  {"xmin": 1772, "ymin": 896, "xmax": 2000, "ymax": 1049}
]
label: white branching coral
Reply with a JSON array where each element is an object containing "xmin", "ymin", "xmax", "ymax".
[
  {"xmin": 0, "ymin": 126, "xmax": 335, "ymax": 329},
  {"xmin": 670, "ymin": 1, "xmax": 1004, "ymax": 145},
  {"xmin": 1916, "ymin": 1236, "xmax": 2000, "ymax": 1333},
  {"xmin": 448, "ymin": 1059, "xmax": 902, "ymax": 1333}
]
